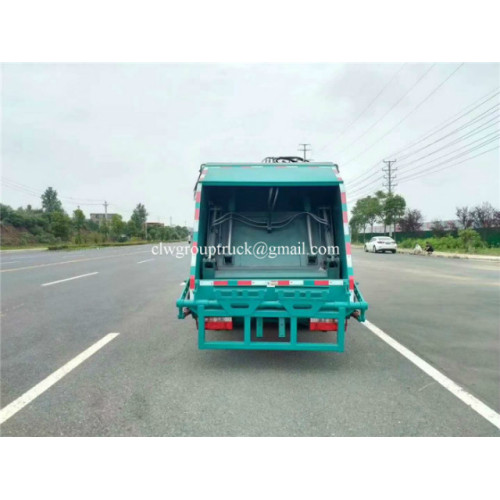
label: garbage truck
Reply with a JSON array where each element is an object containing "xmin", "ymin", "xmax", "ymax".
[{"xmin": 176, "ymin": 157, "xmax": 368, "ymax": 351}]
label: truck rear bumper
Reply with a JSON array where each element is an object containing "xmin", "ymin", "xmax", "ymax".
[{"xmin": 176, "ymin": 283, "xmax": 368, "ymax": 351}]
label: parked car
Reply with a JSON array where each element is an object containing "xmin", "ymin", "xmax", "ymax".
[{"xmin": 364, "ymin": 236, "xmax": 397, "ymax": 253}]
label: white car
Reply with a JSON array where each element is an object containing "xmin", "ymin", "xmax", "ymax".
[{"xmin": 364, "ymin": 236, "xmax": 397, "ymax": 254}]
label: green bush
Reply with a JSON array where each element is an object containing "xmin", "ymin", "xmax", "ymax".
[
  {"xmin": 399, "ymin": 230, "xmax": 486, "ymax": 253},
  {"xmin": 458, "ymin": 229, "xmax": 484, "ymax": 252}
]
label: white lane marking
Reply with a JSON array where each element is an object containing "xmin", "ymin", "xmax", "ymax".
[
  {"xmin": 363, "ymin": 320, "xmax": 500, "ymax": 431},
  {"xmin": 0, "ymin": 333, "xmax": 119, "ymax": 425},
  {"xmin": 1, "ymin": 249, "xmax": 152, "ymax": 273},
  {"xmin": 137, "ymin": 259, "xmax": 154, "ymax": 264},
  {"xmin": 41, "ymin": 272, "xmax": 99, "ymax": 287},
  {"xmin": 1, "ymin": 260, "xmax": 21, "ymax": 264}
]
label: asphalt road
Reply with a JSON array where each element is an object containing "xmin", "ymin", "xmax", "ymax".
[{"xmin": 1, "ymin": 244, "xmax": 499, "ymax": 436}]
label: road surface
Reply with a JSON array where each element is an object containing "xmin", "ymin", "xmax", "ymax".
[{"xmin": 1, "ymin": 244, "xmax": 499, "ymax": 436}]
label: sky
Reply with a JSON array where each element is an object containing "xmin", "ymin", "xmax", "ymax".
[{"xmin": 1, "ymin": 63, "xmax": 499, "ymax": 225}]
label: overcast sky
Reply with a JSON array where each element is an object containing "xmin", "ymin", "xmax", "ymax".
[{"xmin": 1, "ymin": 63, "xmax": 498, "ymax": 224}]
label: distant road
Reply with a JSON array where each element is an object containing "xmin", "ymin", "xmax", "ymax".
[{"xmin": 1, "ymin": 245, "xmax": 499, "ymax": 436}]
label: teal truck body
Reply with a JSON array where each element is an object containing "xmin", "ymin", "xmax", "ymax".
[{"xmin": 176, "ymin": 161, "xmax": 368, "ymax": 351}]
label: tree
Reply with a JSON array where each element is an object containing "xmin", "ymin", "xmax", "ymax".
[
  {"xmin": 470, "ymin": 202, "xmax": 496, "ymax": 228},
  {"xmin": 351, "ymin": 196, "xmax": 382, "ymax": 236},
  {"xmin": 41, "ymin": 187, "xmax": 63, "ymax": 214},
  {"xmin": 399, "ymin": 208, "xmax": 423, "ymax": 233},
  {"xmin": 374, "ymin": 190, "xmax": 388, "ymax": 232},
  {"xmin": 458, "ymin": 229, "xmax": 483, "ymax": 252},
  {"xmin": 430, "ymin": 219, "xmax": 446, "ymax": 237},
  {"xmin": 72, "ymin": 209, "xmax": 86, "ymax": 244},
  {"xmin": 349, "ymin": 214, "xmax": 364, "ymax": 240},
  {"xmin": 493, "ymin": 210, "xmax": 500, "ymax": 228},
  {"xmin": 110, "ymin": 214, "xmax": 125, "ymax": 240},
  {"xmin": 456, "ymin": 206, "xmax": 473, "ymax": 229},
  {"xmin": 51, "ymin": 211, "xmax": 72, "ymax": 240},
  {"xmin": 365, "ymin": 196, "xmax": 382, "ymax": 233},
  {"xmin": 383, "ymin": 194, "xmax": 406, "ymax": 235},
  {"xmin": 130, "ymin": 203, "xmax": 148, "ymax": 237}
]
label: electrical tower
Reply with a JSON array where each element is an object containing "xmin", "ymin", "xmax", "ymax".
[
  {"xmin": 298, "ymin": 143, "xmax": 311, "ymax": 161},
  {"xmin": 382, "ymin": 160, "xmax": 397, "ymax": 237},
  {"xmin": 382, "ymin": 160, "xmax": 397, "ymax": 195}
]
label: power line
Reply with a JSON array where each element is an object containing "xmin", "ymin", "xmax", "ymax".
[
  {"xmin": 390, "ymin": 88, "xmax": 500, "ymax": 159},
  {"xmin": 317, "ymin": 63, "xmax": 406, "ymax": 154},
  {"xmin": 342, "ymin": 63, "xmax": 465, "ymax": 167},
  {"xmin": 348, "ymin": 175, "xmax": 385, "ymax": 196},
  {"xmin": 346, "ymin": 111, "xmax": 498, "ymax": 190},
  {"xmin": 397, "ymin": 139, "xmax": 500, "ymax": 183},
  {"xmin": 344, "ymin": 89, "xmax": 499, "ymax": 187},
  {"xmin": 335, "ymin": 64, "xmax": 436, "ymax": 158},
  {"xmin": 397, "ymin": 146, "xmax": 499, "ymax": 185},
  {"xmin": 396, "ymin": 126, "xmax": 500, "ymax": 172},
  {"xmin": 1, "ymin": 177, "xmax": 104, "ymax": 204},
  {"xmin": 396, "ymin": 107, "xmax": 499, "ymax": 162},
  {"xmin": 348, "ymin": 132, "xmax": 499, "ymax": 198}
]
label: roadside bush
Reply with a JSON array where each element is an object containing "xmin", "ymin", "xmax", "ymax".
[
  {"xmin": 458, "ymin": 229, "xmax": 484, "ymax": 252},
  {"xmin": 399, "ymin": 231, "xmax": 485, "ymax": 253}
]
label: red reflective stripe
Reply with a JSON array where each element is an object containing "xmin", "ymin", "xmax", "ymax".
[
  {"xmin": 343, "ymin": 211, "xmax": 348, "ymax": 223},
  {"xmin": 349, "ymin": 276, "xmax": 355, "ymax": 291},
  {"xmin": 189, "ymin": 276, "xmax": 195, "ymax": 289},
  {"xmin": 194, "ymin": 208, "xmax": 200, "ymax": 220},
  {"xmin": 195, "ymin": 191, "xmax": 201, "ymax": 202},
  {"xmin": 277, "ymin": 280, "xmax": 290, "ymax": 286},
  {"xmin": 237, "ymin": 280, "xmax": 252, "ymax": 285},
  {"xmin": 341, "ymin": 192, "xmax": 347, "ymax": 204},
  {"xmin": 337, "ymin": 176, "xmax": 343, "ymax": 181},
  {"xmin": 214, "ymin": 281, "xmax": 228, "ymax": 286},
  {"xmin": 314, "ymin": 280, "xmax": 329, "ymax": 286},
  {"xmin": 346, "ymin": 243, "xmax": 352, "ymax": 254}
]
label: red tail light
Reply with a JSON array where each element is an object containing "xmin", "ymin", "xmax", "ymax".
[
  {"xmin": 205, "ymin": 317, "xmax": 233, "ymax": 330},
  {"xmin": 310, "ymin": 318, "xmax": 348, "ymax": 332}
]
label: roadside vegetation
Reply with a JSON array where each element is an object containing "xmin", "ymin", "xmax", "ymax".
[
  {"xmin": 397, "ymin": 229, "xmax": 497, "ymax": 254},
  {"xmin": 349, "ymin": 192, "xmax": 500, "ymax": 255},
  {"xmin": 0, "ymin": 187, "xmax": 189, "ymax": 249}
]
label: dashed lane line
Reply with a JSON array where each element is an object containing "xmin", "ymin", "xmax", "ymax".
[
  {"xmin": 0, "ymin": 249, "xmax": 152, "ymax": 273},
  {"xmin": 41, "ymin": 272, "xmax": 99, "ymax": 287}
]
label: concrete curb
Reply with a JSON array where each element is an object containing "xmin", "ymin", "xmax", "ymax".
[{"xmin": 352, "ymin": 245, "xmax": 500, "ymax": 262}]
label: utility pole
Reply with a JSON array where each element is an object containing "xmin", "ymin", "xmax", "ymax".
[
  {"xmin": 103, "ymin": 200, "xmax": 109, "ymax": 222},
  {"xmin": 298, "ymin": 143, "xmax": 311, "ymax": 161},
  {"xmin": 382, "ymin": 160, "xmax": 397, "ymax": 195},
  {"xmin": 382, "ymin": 160, "xmax": 397, "ymax": 237},
  {"xmin": 170, "ymin": 216, "xmax": 173, "ymax": 226}
]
